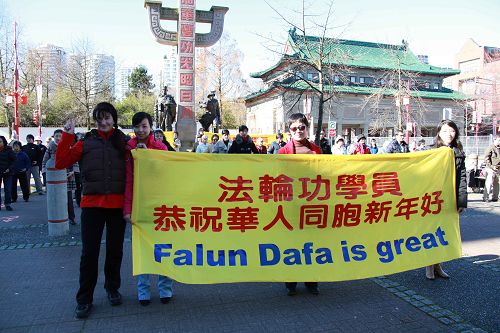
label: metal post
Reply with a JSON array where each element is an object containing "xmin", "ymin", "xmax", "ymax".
[{"xmin": 13, "ymin": 22, "xmax": 20, "ymax": 138}]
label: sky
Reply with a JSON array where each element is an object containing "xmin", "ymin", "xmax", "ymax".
[{"xmin": 4, "ymin": 0, "xmax": 500, "ymax": 84}]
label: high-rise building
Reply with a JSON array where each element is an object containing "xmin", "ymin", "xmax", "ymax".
[
  {"xmin": 417, "ymin": 54, "xmax": 429, "ymax": 64},
  {"xmin": 116, "ymin": 67, "xmax": 134, "ymax": 100},
  {"xmin": 162, "ymin": 46, "xmax": 178, "ymax": 94},
  {"xmin": 29, "ymin": 44, "xmax": 67, "ymax": 92},
  {"xmin": 88, "ymin": 54, "xmax": 115, "ymax": 97}
]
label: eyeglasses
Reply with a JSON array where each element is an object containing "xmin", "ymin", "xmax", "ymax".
[{"xmin": 289, "ymin": 125, "xmax": 306, "ymax": 132}]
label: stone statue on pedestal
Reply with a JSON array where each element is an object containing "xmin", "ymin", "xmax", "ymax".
[{"xmin": 155, "ymin": 86, "xmax": 177, "ymax": 131}]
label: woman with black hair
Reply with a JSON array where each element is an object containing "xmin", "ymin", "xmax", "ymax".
[
  {"xmin": 0, "ymin": 135, "xmax": 16, "ymax": 211},
  {"xmin": 153, "ymin": 129, "xmax": 175, "ymax": 151},
  {"xmin": 425, "ymin": 119, "xmax": 467, "ymax": 280},
  {"xmin": 56, "ymin": 102, "xmax": 129, "ymax": 319}
]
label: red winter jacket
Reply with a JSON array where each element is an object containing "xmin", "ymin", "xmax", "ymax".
[{"xmin": 277, "ymin": 139, "xmax": 321, "ymax": 154}]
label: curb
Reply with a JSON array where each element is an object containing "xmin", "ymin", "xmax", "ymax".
[{"xmin": 371, "ymin": 276, "xmax": 489, "ymax": 333}]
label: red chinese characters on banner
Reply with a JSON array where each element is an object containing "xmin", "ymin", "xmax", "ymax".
[
  {"xmin": 298, "ymin": 176, "xmax": 331, "ymax": 201},
  {"xmin": 181, "ymin": 24, "xmax": 194, "ymax": 37},
  {"xmin": 179, "ymin": 106, "xmax": 193, "ymax": 120},
  {"xmin": 394, "ymin": 197, "xmax": 420, "ymax": 220},
  {"xmin": 372, "ymin": 172, "xmax": 403, "ymax": 197},
  {"xmin": 180, "ymin": 56, "xmax": 194, "ymax": 70},
  {"xmin": 180, "ymin": 73, "xmax": 194, "ymax": 86},
  {"xmin": 300, "ymin": 205, "xmax": 328, "ymax": 229},
  {"xmin": 153, "ymin": 205, "xmax": 186, "ymax": 231},
  {"xmin": 180, "ymin": 41, "xmax": 194, "ymax": 53},
  {"xmin": 336, "ymin": 174, "xmax": 368, "ymax": 199},
  {"xmin": 189, "ymin": 207, "xmax": 222, "ymax": 232},
  {"xmin": 263, "ymin": 205, "xmax": 293, "ymax": 231},
  {"xmin": 181, "ymin": 0, "xmax": 194, "ymax": 5},
  {"xmin": 218, "ymin": 176, "xmax": 254, "ymax": 203},
  {"xmin": 258, "ymin": 174, "xmax": 293, "ymax": 202},
  {"xmin": 332, "ymin": 203, "xmax": 362, "ymax": 228},
  {"xmin": 364, "ymin": 200, "xmax": 392, "ymax": 224},
  {"xmin": 180, "ymin": 8, "xmax": 194, "ymax": 21},
  {"xmin": 420, "ymin": 191, "xmax": 444, "ymax": 216},
  {"xmin": 227, "ymin": 207, "xmax": 259, "ymax": 232}
]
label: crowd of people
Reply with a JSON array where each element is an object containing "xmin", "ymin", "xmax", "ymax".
[{"xmin": 3, "ymin": 101, "xmax": 499, "ymax": 320}]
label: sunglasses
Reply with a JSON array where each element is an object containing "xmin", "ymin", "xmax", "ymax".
[{"xmin": 290, "ymin": 125, "xmax": 306, "ymax": 132}]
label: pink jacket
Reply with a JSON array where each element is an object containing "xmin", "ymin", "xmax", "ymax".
[{"xmin": 123, "ymin": 134, "xmax": 167, "ymax": 215}]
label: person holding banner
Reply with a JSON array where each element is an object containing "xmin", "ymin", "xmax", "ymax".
[
  {"xmin": 279, "ymin": 113, "xmax": 321, "ymax": 295},
  {"xmin": 425, "ymin": 119, "xmax": 467, "ymax": 280},
  {"xmin": 124, "ymin": 112, "xmax": 174, "ymax": 306},
  {"xmin": 56, "ymin": 102, "xmax": 128, "ymax": 319}
]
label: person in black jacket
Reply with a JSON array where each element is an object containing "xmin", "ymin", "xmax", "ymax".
[
  {"xmin": 425, "ymin": 120, "xmax": 467, "ymax": 280},
  {"xmin": 11, "ymin": 141, "xmax": 31, "ymax": 202},
  {"xmin": 22, "ymin": 134, "xmax": 44, "ymax": 194},
  {"xmin": 319, "ymin": 130, "xmax": 332, "ymax": 154},
  {"xmin": 385, "ymin": 131, "xmax": 410, "ymax": 154},
  {"xmin": 0, "ymin": 136, "xmax": 16, "ymax": 211},
  {"xmin": 228, "ymin": 125, "xmax": 258, "ymax": 154},
  {"xmin": 34, "ymin": 136, "xmax": 47, "ymax": 186}
]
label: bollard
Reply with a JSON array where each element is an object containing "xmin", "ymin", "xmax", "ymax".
[{"xmin": 46, "ymin": 158, "xmax": 69, "ymax": 236}]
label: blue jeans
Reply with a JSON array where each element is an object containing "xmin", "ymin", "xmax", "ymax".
[{"xmin": 137, "ymin": 274, "xmax": 173, "ymax": 301}]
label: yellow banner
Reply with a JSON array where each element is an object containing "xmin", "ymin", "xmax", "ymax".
[{"xmin": 131, "ymin": 148, "xmax": 461, "ymax": 283}]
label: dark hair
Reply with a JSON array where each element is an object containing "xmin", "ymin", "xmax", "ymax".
[
  {"xmin": 26, "ymin": 134, "xmax": 34, "ymax": 141},
  {"xmin": 0, "ymin": 136, "xmax": 7, "ymax": 147},
  {"xmin": 418, "ymin": 139, "xmax": 426, "ymax": 145},
  {"xmin": 435, "ymin": 120, "xmax": 460, "ymax": 148},
  {"xmin": 276, "ymin": 133, "xmax": 284, "ymax": 139},
  {"xmin": 287, "ymin": 113, "xmax": 309, "ymax": 128},
  {"xmin": 238, "ymin": 125, "xmax": 248, "ymax": 132},
  {"xmin": 211, "ymin": 134, "xmax": 219, "ymax": 141},
  {"xmin": 53, "ymin": 129, "xmax": 63, "ymax": 136},
  {"xmin": 12, "ymin": 140, "xmax": 22, "ymax": 149},
  {"xmin": 93, "ymin": 102, "xmax": 118, "ymax": 129},
  {"xmin": 154, "ymin": 129, "xmax": 166, "ymax": 140},
  {"xmin": 132, "ymin": 112, "xmax": 153, "ymax": 128},
  {"xmin": 221, "ymin": 129, "xmax": 229, "ymax": 135}
]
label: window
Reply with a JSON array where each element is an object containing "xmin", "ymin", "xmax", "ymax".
[
  {"xmin": 334, "ymin": 75, "xmax": 340, "ymax": 83},
  {"xmin": 432, "ymin": 83, "xmax": 439, "ymax": 90},
  {"xmin": 359, "ymin": 77, "xmax": 365, "ymax": 84},
  {"xmin": 350, "ymin": 76, "xmax": 357, "ymax": 83}
]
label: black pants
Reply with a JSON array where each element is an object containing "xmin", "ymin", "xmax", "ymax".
[
  {"xmin": 0, "ymin": 174, "xmax": 12, "ymax": 206},
  {"xmin": 11, "ymin": 172, "xmax": 30, "ymax": 202},
  {"xmin": 67, "ymin": 191, "xmax": 75, "ymax": 221},
  {"xmin": 76, "ymin": 208, "xmax": 126, "ymax": 305},
  {"xmin": 74, "ymin": 172, "xmax": 82, "ymax": 207}
]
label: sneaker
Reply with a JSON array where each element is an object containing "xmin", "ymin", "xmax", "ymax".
[
  {"xmin": 6, "ymin": 206, "xmax": 13, "ymax": 211},
  {"xmin": 75, "ymin": 304, "xmax": 92, "ymax": 319},
  {"xmin": 38, "ymin": 192, "xmax": 44, "ymax": 195},
  {"xmin": 492, "ymin": 199, "xmax": 499, "ymax": 202},
  {"xmin": 160, "ymin": 297, "xmax": 172, "ymax": 304},
  {"xmin": 286, "ymin": 288, "xmax": 297, "ymax": 296},
  {"xmin": 107, "ymin": 290, "xmax": 122, "ymax": 306},
  {"xmin": 139, "ymin": 300, "xmax": 151, "ymax": 306}
]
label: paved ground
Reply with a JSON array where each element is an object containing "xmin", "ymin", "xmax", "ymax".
[{"xmin": 0, "ymin": 185, "xmax": 498, "ymax": 333}]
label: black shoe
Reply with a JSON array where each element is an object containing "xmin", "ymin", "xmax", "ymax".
[
  {"xmin": 492, "ymin": 199, "xmax": 498, "ymax": 202},
  {"xmin": 38, "ymin": 192, "xmax": 44, "ymax": 195},
  {"xmin": 6, "ymin": 206, "xmax": 13, "ymax": 211},
  {"xmin": 24, "ymin": 199, "xmax": 29, "ymax": 202},
  {"xmin": 160, "ymin": 297, "xmax": 172, "ymax": 304},
  {"xmin": 107, "ymin": 290, "xmax": 122, "ymax": 306},
  {"xmin": 306, "ymin": 285, "xmax": 320, "ymax": 295},
  {"xmin": 139, "ymin": 300, "xmax": 151, "ymax": 306},
  {"xmin": 11, "ymin": 200, "xmax": 16, "ymax": 203},
  {"xmin": 286, "ymin": 288, "xmax": 297, "ymax": 296},
  {"xmin": 75, "ymin": 304, "xmax": 92, "ymax": 319}
]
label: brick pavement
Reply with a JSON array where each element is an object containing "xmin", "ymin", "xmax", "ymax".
[{"xmin": 0, "ymin": 191, "xmax": 497, "ymax": 333}]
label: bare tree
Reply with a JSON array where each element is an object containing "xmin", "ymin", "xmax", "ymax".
[{"xmin": 58, "ymin": 38, "xmax": 115, "ymax": 128}]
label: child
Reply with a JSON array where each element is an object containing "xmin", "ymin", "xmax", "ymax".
[
  {"xmin": 124, "ymin": 112, "xmax": 174, "ymax": 306},
  {"xmin": 278, "ymin": 113, "xmax": 321, "ymax": 295}
]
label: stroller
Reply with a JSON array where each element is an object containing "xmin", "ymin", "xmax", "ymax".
[{"xmin": 468, "ymin": 163, "xmax": 486, "ymax": 193}]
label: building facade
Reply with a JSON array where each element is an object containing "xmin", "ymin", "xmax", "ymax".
[
  {"xmin": 245, "ymin": 30, "xmax": 467, "ymax": 140},
  {"xmin": 443, "ymin": 39, "xmax": 500, "ymax": 135}
]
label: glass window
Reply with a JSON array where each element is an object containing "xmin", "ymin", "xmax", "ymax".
[
  {"xmin": 359, "ymin": 77, "xmax": 365, "ymax": 84},
  {"xmin": 350, "ymin": 76, "xmax": 357, "ymax": 83}
]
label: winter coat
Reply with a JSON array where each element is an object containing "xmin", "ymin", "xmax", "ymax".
[
  {"xmin": 0, "ymin": 146, "xmax": 17, "ymax": 175},
  {"xmin": 385, "ymin": 139, "xmax": 410, "ymax": 154},
  {"xmin": 212, "ymin": 140, "xmax": 232, "ymax": 153},
  {"xmin": 369, "ymin": 146, "xmax": 379, "ymax": 154},
  {"xmin": 14, "ymin": 151, "xmax": 31, "ymax": 173},
  {"xmin": 278, "ymin": 139, "xmax": 322, "ymax": 154},
  {"xmin": 319, "ymin": 138, "xmax": 332, "ymax": 154},
  {"xmin": 22, "ymin": 142, "xmax": 41, "ymax": 167},
  {"xmin": 267, "ymin": 140, "xmax": 286, "ymax": 154},
  {"xmin": 124, "ymin": 134, "xmax": 167, "ymax": 215},
  {"xmin": 228, "ymin": 134, "xmax": 259, "ymax": 154},
  {"xmin": 353, "ymin": 143, "xmax": 371, "ymax": 155}
]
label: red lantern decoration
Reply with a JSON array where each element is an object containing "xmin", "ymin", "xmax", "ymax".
[{"xmin": 21, "ymin": 94, "xmax": 28, "ymax": 105}]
